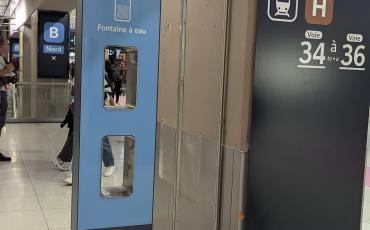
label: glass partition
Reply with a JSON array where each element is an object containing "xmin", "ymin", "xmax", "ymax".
[
  {"xmin": 9, "ymin": 82, "xmax": 73, "ymax": 122},
  {"xmin": 104, "ymin": 46, "xmax": 137, "ymax": 110},
  {"xmin": 101, "ymin": 136, "xmax": 135, "ymax": 198}
]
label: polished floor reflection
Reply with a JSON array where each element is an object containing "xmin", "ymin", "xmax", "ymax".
[
  {"xmin": 0, "ymin": 123, "xmax": 70, "ymax": 230},
  {"xmin": 4, "ymin": 121, "xmax": 370, "ymax": 229},
  {"xmin": 0, "ymin": 123, "xmax": 129, "ymax": 230}
]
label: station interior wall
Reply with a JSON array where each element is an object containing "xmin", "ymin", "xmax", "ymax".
[{"xmin": 9, "ymin": 0, "xmax": 258, "ymax": 229}]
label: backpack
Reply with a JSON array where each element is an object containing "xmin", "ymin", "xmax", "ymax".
[{"xmin": 111, "ymin": 64, "xmax": 123, "ymax": 81}]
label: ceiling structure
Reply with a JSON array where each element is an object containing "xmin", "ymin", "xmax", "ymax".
[
  {"xmin": 0, "ymin": 0, "xmax": 75, "ymax": 35},
  {"xmin": 0, "ymin": 0, "xmax": 16, "ymax": 33},
  {"xmin": 1, "ymin": 0, "xmax": 20, "ymax": 17},
  {"xmin": 0, "ymin": 0, "xmax": 9, "ymax": 16}
]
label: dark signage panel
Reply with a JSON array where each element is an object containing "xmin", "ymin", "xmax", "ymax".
[
  {"xmin": 11, "ymin": 43, "xmax": 19, "ymax": 54},
  {"xmin": 38, "ymin": 11, "xmax": 69, "ymax": 79},
  {"xmin": 247, "ymin": 1, "xmax": 370, "ymax": 230},
  {"xmin": 69, "ymin": 30, "xmax": 75, "ymax": 49},
  {"xmin": 10, "ymin": 38, "xmax": 20, "ymax": 58}
]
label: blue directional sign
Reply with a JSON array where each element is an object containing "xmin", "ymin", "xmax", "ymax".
[
  {"xmin": 38, "ymin": 11, "xmax": 69, "ymax": 78},
  {"xmin": 44, "ymin": 22, "xmax": 65, "ymax": 43},
  {"xmin": 12, "ymin": 43, "xmax": 19, "ymax": 54},
  {"xmin": 10, "ymin": 38, "xmax": 20, "ymax": 59}
]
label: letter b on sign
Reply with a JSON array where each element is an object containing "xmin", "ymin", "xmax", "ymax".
[
  {"xmin": 50, "ymin": 27, "xmax": 59, "ymax": 39},
  {"xmin": 44, "ymin": 22, "xmax": 65, "ymax": 43},
  {"xmin": 305, "ymin": 0, "xmax": 334, "ymax": 25}
]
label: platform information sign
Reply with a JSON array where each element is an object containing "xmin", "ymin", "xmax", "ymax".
[
  {"xmin": 248, "ymin": 1, "xmax": 370, "ymax": 230},
  {"xmin": 38, "ymin": 11, "xmax": 69, "ymax": 79}
]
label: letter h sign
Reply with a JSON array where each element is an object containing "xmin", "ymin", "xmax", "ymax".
[{"xmin": 305, "ymin": 0, "xmax": 334, "ymax": 25}]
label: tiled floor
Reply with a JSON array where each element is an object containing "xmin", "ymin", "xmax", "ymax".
[
  {"xmin": 0, "ymin": 123, "xmax": 127, "ymax": 230},
  {"xmin": 0, "ymin": 123, "xmax": 71, "ymax": 230},
  {"xmin": 5, "ymin": 119, "xmax": 370, "ymax": 230}
]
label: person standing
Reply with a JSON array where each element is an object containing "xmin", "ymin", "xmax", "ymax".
[
  {"xmin": 53, "ymin": 63, "xmax": 75, "ymax": 171},
  {"xmin": 104, "ymin": 60, "xmax": 115, "ymax": 106},
  {"xmin": 62, "ymin": 62, "xmax": 116, "ymax": 185},
  {"xmin": 0, "ymin": 38, "xmax": 15, "ymax": 162},
  {"xmin": 111, "ymin": 49, "xmax": 127, "ymax": 105}
]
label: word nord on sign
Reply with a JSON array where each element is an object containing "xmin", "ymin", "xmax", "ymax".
[
  {"xmin": 43, "ymin": 45, "xmax": 65, "ymax": 55},
  {"xmin": 305, "ymin": 30, "xmax": 323, "ymax": 40}
]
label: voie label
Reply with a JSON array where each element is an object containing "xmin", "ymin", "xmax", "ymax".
[
  {"xmin": 347, "ymin": 34, "xmax": 363, "ymax": 43},
  {"xmin": 305, "ymin": 30, "xmax": 323, "ymax": 40}
]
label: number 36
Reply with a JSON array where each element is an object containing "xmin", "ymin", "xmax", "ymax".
[{"xmin": 341, "ymin": 44, "xmax": 365, "ymax": 67}]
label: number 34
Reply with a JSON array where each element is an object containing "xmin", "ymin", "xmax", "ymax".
[{"xmin": 299, "ymin": 41, "xmax": 325, "ymax": 65}]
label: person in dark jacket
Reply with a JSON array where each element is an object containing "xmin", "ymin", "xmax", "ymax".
[
  {"xmin": 53, "ymin": 63, "xmax": 75, "ymax": 171},
  {"xmin": 0, "ymin": 38, "xmax": 15, "ymax": 161},
  {"xmin": 111, "ymin": 49, "xmax": 127, "ymax": 105}
]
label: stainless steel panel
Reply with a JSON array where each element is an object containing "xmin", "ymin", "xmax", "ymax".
[
  {"xmin": 153, "ymin": 0, "xmax": 182, "ymax": 228},
  {"xmin": 9, "ymin": 82, "xmax": 72, "ymax": 122},
  {"xmin": 174, "ymin": 133, "xmax": 219, "ymax": 230},
  {"xmin": 156, "ymin": 0, "xmax": 182, "ymax": 126},
  {"xmin": 219, "ymin": 147, "xmax": 248, "ymax": 230},
  {"xmin": 154, "ymin": 0, "xmax": 232, "ymax": 229},
  {"xmin": 231, "ymin": 150, "xmax": 241, "ymax": 230},
  {"xmin": 220, "ymin": 147, "xmax": 234, "ymax": 230},
  {"xmin": 230, "ymin": 150, "xmax": 248, "ymax": 230},
  {"xmin": 153, "ymin": 122, "xmax": 177, "ymax": 230},
  {"xmin": 173, "ymin": 0, "xmax": 228, "ymax": 229},
  {"xmin": 182, "ymin": 0, "xmax": 228, "ymax": 140}
]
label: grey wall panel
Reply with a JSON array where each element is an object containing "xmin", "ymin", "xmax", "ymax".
[
  {"xmin": 154, "ymin": 0, "xmax": 256, "ymax": 229},
  {"xmin": 174, "ymin": 0, "xmax": 228, "ymax": 229},
  {"xmin": 153, "ymin": 123, "xmax": 177, "ymax": 230},
  {"xmin": 157, "ymin": 0, "xmax": 182, "ymax": 127},
  {"xmin": 216, "ymin": 147, "xmax": 248, "ymax": 230},
  {"xmin": 224, "ymin": 0, "xmax": 257, "ymax": 150},
  {"xmin": 20, "ymin": 27, "xmax": 32, "ymax": 116},
  {"xmin": 153, "ymin": 0, "xmax": 181, "ymax": 229},
  {"xmin": 220, "ymin": 147, "xmax": 234, "ymax": 230},
  {"xmin": 175, "ymin": 133, "xmax": 219, "ymax": 230},
  {"xmin": 230, "ymin": 151, "xmax": 242, "ymax": 230},
  {"xmin": 178, "ymin": 132, "xmax": 202, "ymax": 203},
  {"xmin": 21, "ymin": 27, "xmax": 32, "ymax": 82},
  {"xmin": 182, "ymin": 0, "xmax": 227, "ymax": 140}
]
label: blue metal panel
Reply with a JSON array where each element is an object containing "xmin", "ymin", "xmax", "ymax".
[{"xmin": 77, "ymin": 0, "xmax": 160, "ymax": 229}]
